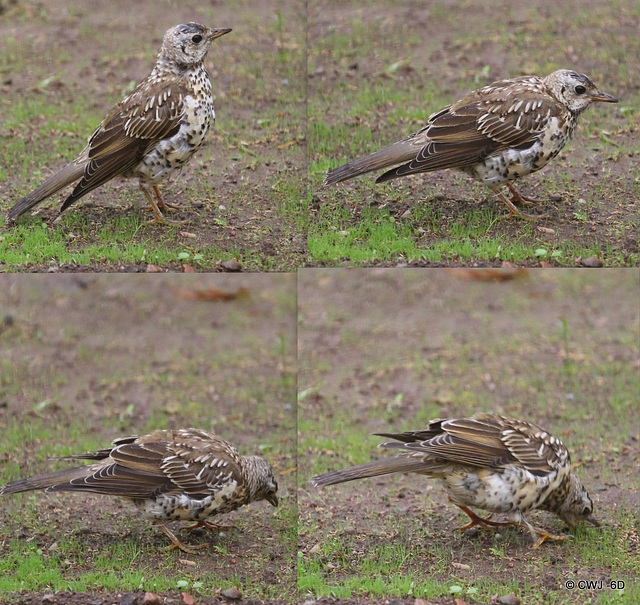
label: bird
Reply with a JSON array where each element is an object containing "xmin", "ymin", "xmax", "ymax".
[
  {"xmin": 0, "ymin": 428, "xmax": 279, "ymax": 554},
  {"xmin": 324, "ymin": 70, "xmax": 618, "ymax": 219},
  {"xmin": 311, "ymin": 413, "xmax": 599, "ymax": 548},
  {"xmin": 6, "ymin": 23, "xmax": 232, "ymax": 225}
]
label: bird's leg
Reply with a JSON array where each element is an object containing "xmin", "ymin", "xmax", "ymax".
[
  {"xmin": 153, "ymin": 185, "xmax": 181, "ymax": 212},
  {"xmin": 181, "ymin": 519, "xmax": 235, "ymax": 533},
  {"xmin": 531, "ymin": 528, "xmax": 573, "ymax": 549},
  {"xmin": 518, "ymin": 517, "xmax": 572, "ymax": 549},
  {"xmin": 454, "ymin": 504, "xmax": 517, "ymax": 532},
  {"xmin": 506, "ymin": 182, "xmax": 540, "ymax": 206},
  {"xmin": 493, "ymin": 188, "xmax": 548, "ymax": 221},
  {"xmin": 139, "ymin": 185, "xmax": 188, "ymax": 225},
  {"xmin": 155, "ymin": 521, "xmax": 208, "ymax": 555}
]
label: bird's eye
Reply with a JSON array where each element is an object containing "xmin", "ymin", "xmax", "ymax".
[
  {"xmin": 192, "ymin": 34, "xmax": 203, "ymax": 43},
  {"xmin": 575, "ymin": 85, "xmax": 586, "ymax": 95}
]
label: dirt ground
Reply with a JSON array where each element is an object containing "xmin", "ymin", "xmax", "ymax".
[
  {"xmin": 298, "ymin": 269, "xmax": 639, "ymax": 604},
  {"xmin": 307, "ymin": 0, "xmax": 639, "ymax": 267},
  {"xmin": 0, "ymin": 275, "xmax": 297, "ymax": 603},
  {"xmin": 0, "ymin": 0, "xmax": 306, "ymax": 271}
]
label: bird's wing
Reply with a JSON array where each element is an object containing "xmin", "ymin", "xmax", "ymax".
[
  {"xmin": 55, "ymin": 440, "xmax": 176, "ymax": 498},
  {"xmin": 159, "ymin": 434, "xmax": 246, "ymax": 498},
  {"xmin": 499, "ymin": 418, "xmax": 570, "ymax": 474},
  {"xmin": 60, "ymin": 76, "xmax": 191, "ymax": 210},
  {"xmin": 377, "ymin": 88, "xmax": 561, "ymax": 180},
  {"xmin": 379, "ymin": 414, "xmax": 563, "ymax": 475}
]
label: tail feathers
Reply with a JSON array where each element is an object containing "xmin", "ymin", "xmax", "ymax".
[
  {"xmin": 0, "ymin": 466, "xmax": 90, "ymax": 495},
  {"xmin": 310, "ymin": 455, "xmax": 428, "ymax": 487},
  {"xmin": 323, "ymin": 140, "xmax": 418, "ymax": 186},
  {"xmin": 6, "ymin": 161, "xmax": 85, "ymax": 221}
]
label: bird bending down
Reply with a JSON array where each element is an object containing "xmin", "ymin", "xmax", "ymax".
[
  {"xmin": 324, "ymin": 70, "xmax": 618, "ymax": 219},
  {"xmin": 0, "ymin": 428, "xmax": 278, "ymax": 554},
  {"xmin": 311, "ymin": 413, "xmax": 598, "ymax": 548},
  {"xmin": 6, "ymin": 23, "xmax": 232, "ymax": 225}
]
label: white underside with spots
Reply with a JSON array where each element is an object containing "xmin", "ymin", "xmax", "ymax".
[
  {"xmin": 441, "ymin": 464, "xmax": 567, "ymax": 523},
  {"xmin": 462, "ymin": 116, "xmax": 569, "ymax": 187},
  {"xmin": 135, "ymin": 478, "xmax": 239, "ymax": 521},
  {"xmin": 133, "ymin": 94, "xmax": 214, "ymax": 186}
]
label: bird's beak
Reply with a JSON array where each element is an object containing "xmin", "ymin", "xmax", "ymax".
[
  {"xmin": 586, "ymin": 516, "xmax": 601, "ymax": 527},
  {"xmin": 266, "ymin": 493, "xmax": 279, "ymax": 507},
  {"xmin": 592, "ymin": 90, "xmax": 619, "ymax": 103},
  {"xmin": 208, "ymin": 28, "xmax": 232, "ymax": 41}
]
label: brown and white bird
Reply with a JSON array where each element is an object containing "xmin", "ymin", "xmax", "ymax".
[
  {"xmin": 0, "ymin": 428, "xmax": 278, "ymax": 553},
  {"xmin": 6, "ymin": 23, "xmax": 231, "ymax": 224},
  {"xmin": 311, "ymin": 414, "xmax": 598, "ymax": 548},
  {"xmin": 324, "ymin": 70, "xmax": 618, "ymax": 219}
]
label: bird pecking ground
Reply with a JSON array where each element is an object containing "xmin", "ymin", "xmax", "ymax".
[
  {"xmin": 0, "ymin": 275, "xmax": 298, "ymax": 603},
  {"xmin": 297, "ymin": 269, "xmax": 639, "ymax": 604},
  {"xmin": 308, "ymin": 0, "xmax": 639, "ymax": 268},
  {"xmin": 0, "ymin": 0, "xmax": 306, "ymax": 272}
]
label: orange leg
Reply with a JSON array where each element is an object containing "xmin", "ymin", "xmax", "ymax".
[
  {"xmin": 506, "ymin": 182, "xmax": 541, "ymax": 206},
  {"xmin": 530, "ymin": 527, "xmax": 572, "ymax": 549},
  {"xmin": 153, "ymin": 185, "xmax": 181, "ymax": 212},
  {"xmin": 139, "ymin": 185, "xmax": 188, "ymax": 225},
  {"xmin": 491, "ymin": 184, "xmax": 548, "ymax": 220},
  {"xmin": 454, "ymin": 504, "xmax": 516, "ymax": 532},
  {"xmin": 155, "ymin": 521, "xmax": 207, "ymax": 554}
]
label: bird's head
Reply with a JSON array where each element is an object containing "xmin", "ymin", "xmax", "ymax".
[
  {"xmin": 162, "ymin": 22, "xmax": 232, "ymax": 66},
  {"xmin": 544, "ymin": 70, "xmax": 618, "ymax": 113},
  {"xmin": 244, "ymin": 455, "xmax": 279, "ymax": 507},
  {"xmin": 554, "ymin": 473, "xmax": 599, "ymax": 529}
]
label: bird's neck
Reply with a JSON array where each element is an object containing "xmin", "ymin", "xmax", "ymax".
[{"xmin": 152, "ymin": 53, "xmax": 200, "ymax": 77}]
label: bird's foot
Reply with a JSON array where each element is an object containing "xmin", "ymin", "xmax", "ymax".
[
  {"xmin": 152, "ymin": 186, "xmax": 181, "ymax": 212},
  {"xmin": 495, "ymin": 192, "xmax": 548, "ymax": 220},
  {"xmin": 141, "ymin": 204, "xmax": 180, "ymax": 214},
  {"xmin": 156, "ymin": 521, "xmax": 207, "ymax": 555},
  {"xmin": 144, "ymin": 214, "xmax": 190, "ymax": 226},
  {"xmin": 506, "ymin": 183, "xmax": 541, "ymax": 207},
  {"xmin": 181, "ymin": 520, "xmax": 235, "ymax": 533},
  {"xmin": 140, "ymin": 185, "xmax": 188, "ymax": 225},
  {"xmin": 530, "ymin": 527, "xmax": 573, "ymax": 549},
  {"xmin": 455, "ymin": 504, "xmax": 516, "ymax": 532}
]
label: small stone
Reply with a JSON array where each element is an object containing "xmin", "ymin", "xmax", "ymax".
[
  {"xmin": 221, "ymin": 587, "xmax": 242, "ymax": 600},
  {"xmin": 139, "ymin": 592, "xmax": 162, "ymax": 605},
  {"xmin": 498, "ymin": 595, "xmax": 521, "ymax": 605},
  {"xmin": 582, "ymin": 256, "xmax": 603, "ymax": 267},
  {"xmin": 220, "ymin": 259, "xmax": 242, "ymax": 272}
]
